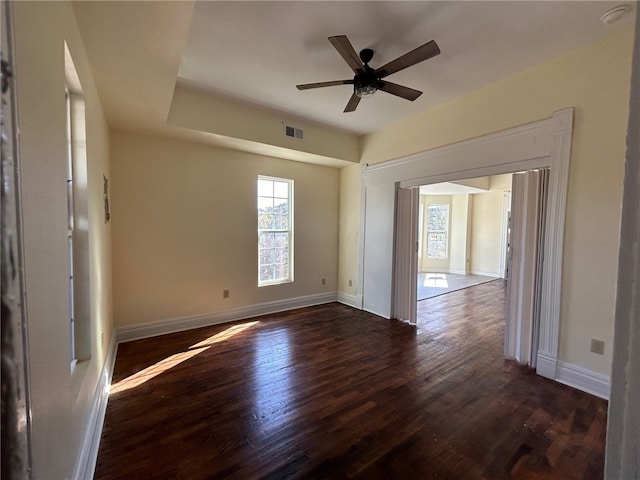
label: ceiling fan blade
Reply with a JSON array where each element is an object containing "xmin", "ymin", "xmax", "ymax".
[
  {"xmin": 375, "ymin": 40, "xmax": 440, "ymax": 78},
  {"xmin": 378, "ymin": 81, "xmax": 423, "ymax": 101},
  {"xmin": 296, "ymin": 80, "xmax": 353, "ymax": 90},
  {"xmin": 344, "ymin": 93, "xmax": 361, "ymax": 112},
  {"xmin": 329, "ymin": 35, "xmax": 364, "ymax": 74}
]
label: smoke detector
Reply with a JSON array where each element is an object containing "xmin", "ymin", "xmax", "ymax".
[{"xmin": 600, "ymin": 4, "xmax": 630, "ymax": 25}]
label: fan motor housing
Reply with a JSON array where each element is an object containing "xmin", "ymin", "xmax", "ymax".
[{"xmin": 354, "ymin": 65, "xmax": 382, "ymax": 93}]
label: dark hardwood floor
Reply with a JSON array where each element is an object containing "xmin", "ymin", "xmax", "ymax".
[{"xmin": 94, "ymin": 280, "xmax": 607, "ymax": 479}]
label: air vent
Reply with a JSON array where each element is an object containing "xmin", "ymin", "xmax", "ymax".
[{"xmin": 284, "ymin": 124, "xmax": 303, "ymax": 140}]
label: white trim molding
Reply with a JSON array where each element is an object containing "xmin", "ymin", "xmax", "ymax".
[
  {"xmin": 469, "ymin": 270, "xmax": 502, "ymax": 278},
  {"xmin": 536, "ymin": 108, "xmax": 573, "ymax": 379},
  {"xmin": 117, "ymin": 292, "xmax": 338, "ymax": 343},
  {"xmin": 337, "ymin": 292, "xmax": 363, "ymax": 309},
  {"xmin": 365, "ymin": 118, "xmax": 552, "ymax": 187},
  {"xmin": 448, "ymin": 269, "xmax": 468, "ymax": 276},
  {"xmin": 72, "ymin": 335, "xmax": 118, "ymax": 480},
  {"xmin": 556, "ymin": 361, "xmax": 610, "ymax": 400}
]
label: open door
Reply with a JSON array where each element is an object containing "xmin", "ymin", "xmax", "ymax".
[
  {"xmin": 505, "ymin": 169, "xmax": 549, "ymax": 365},
  {"xmin": 392, "ymin": 187, "xmax": 419, "ymax": 324}
]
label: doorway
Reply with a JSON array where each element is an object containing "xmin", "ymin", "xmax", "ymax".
[
  {"xmin": 416, "ymin": 175, "xmax": 512, "ymax": 301},
  {"xmin": 413, "ymin": 169, "xmax": 549, "ymax": 369},
  {"xmin": 361, "ymin": 108, "xmax": 573, "ymax": 380}
]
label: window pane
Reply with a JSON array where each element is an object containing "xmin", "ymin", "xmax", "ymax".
[
  {"xmin": 259, "ymin": 248, "xmax": 274, "ymax": 266},
  {"xmin": 427, "ymin": 233, "xmax": 447, "ymax": 259},
  {"xmin": 258, "ymin": 196, "xmax": 273, "ymax": 212},
  {"xmin": 259, "ymin": 232, "xmax": 272, "ymax": 248},
  {"xmin": 275, "ymin": 232, "xmax": 288, "ymax": 248},
  {"xmin": 275, "ymin": 215, "xmax": 288, "ymax": 229},
  {"xmin": 427, "ymin": 204, "xmax": 448, "ymax": 232},
  {"xmin": 260, "ymin": 265, "xmax": 274, "ymax": 282},
  {"xmin": 275, "ymin": 247, "xmax": 288, "ymax": 264},
  {"xmin": 426, "ymin": 204, "xmax": 449, "ymax": 259},
  {"xmin": 274, "ymin": 181, "xmax": 288, "ymax": 199},
  {"xmin": 275, "ymin": 263, "xmax": 289, "ymax": 279},
  {"xmin": 258, "ymin": 214, "xmax": 273, "ymax": 230},
  {"xmin": 258, "ymin": 179, "xmax": 273, "ymax": 197},
  {"xmin": 274, "ymin": 196, "xmax": 288, "ymax": 210}
]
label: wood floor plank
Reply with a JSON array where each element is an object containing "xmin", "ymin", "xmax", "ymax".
[{"xmin": 94, "ymin": 280, "xmax": 607, "ymax": 479}]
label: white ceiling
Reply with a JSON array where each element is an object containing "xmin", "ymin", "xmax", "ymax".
[{"xmin": 74, "ymin": 1, "xmax": 635, "ymax": 139}]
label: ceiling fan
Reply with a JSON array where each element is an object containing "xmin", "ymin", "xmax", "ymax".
[{"xmin": 296, "ymin": 35, "xmax": 440, "ymax": 113}]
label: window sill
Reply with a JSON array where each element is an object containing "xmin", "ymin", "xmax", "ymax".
[{"xmin": 258, "ymin": 278, "xmax": 293, "ymax": 287}]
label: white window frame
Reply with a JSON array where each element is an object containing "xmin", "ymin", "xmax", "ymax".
[
  {"xmin": 426, "ymin": 203, "xmax": 449, "ymax": 259},
  {"xmin": 65, "ymin": 89, "xmax": 77, "ymax": 370},
  {"xmin": 257, "ymin": 175, "xmax": 294, "ymax": 286}
]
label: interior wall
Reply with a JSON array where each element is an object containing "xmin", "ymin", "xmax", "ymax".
[
  {"xmin": 168, "ymin": 84, "xmax": 361, "ymax": 165},
  {"xmin": 469, "ymin": 190, "xmax": 505, "ymax": 277},
  {"xmin": 338, "ymin": 164, "xmax": 361, "ymax": 297},
  {"xmin": 13, "ymin": 1, "xmax": 113, "ymax": 478},
  {"xmin": 111, "ymin": 131, "xmax": 339, "ymax": 327},
  {"xmin": 449, "ymin": 194, "xmax": 470, "ymax": 274},
  {"xmin": 341, "ymin": 28, "xmax": 634, "ymax": 375}
]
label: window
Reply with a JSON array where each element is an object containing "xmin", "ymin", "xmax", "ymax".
[
  {"xmin": 65, "ymin": 42, "xmax": 91, "ymax": 370},
  {"xmin": 427, "ymin": 204, "xmax": 449, "ymax": 259},
  {"xmin": 258, "ymin": 176, "xmax": 293, "ymax": 285},
  {"xmin": 65, "ymin": 89, "xmax": 76, "ymax": 368}
]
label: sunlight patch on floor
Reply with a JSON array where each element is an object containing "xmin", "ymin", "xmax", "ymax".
[
  {"xmin": 424, "ymin": 274, "xmax": 448, "ymax": 288},
  {"xmin": 191, "ymin": 321, "xmax": 259, "ymax": 349},
  {"xmin": 110, "ymin": 321, "xmax": 260, "ymax": 395}
]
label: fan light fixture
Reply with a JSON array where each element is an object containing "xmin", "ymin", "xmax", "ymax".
[{"xmin": 355, "ymin": 84, "xmax": 377, "ymax": 97}]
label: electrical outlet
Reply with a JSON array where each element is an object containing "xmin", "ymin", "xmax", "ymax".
[
  {"xmin": 348, "ymin": 279, "xmax": 352, "ymax": 287},
  {"xmin": 590, "ymin": 339, "xmax": 605, "ymax": 355},
  {"xmin": 321, "ymin": 278, "xmax": 326, "ymax": 286},
  {"xmin": 223, "ymin": 289, "xmax": 230, "ymax": 299}
]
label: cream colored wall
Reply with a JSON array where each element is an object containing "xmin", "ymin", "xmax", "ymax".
[
  {"xmin": 342, "ymin": 28, "xmax": 634, "ymax": 375},
  {"xmin": 13, "ymin": 1, "xmax": 113, "ymax": 478},
  {"xmin": 111, "ymin": 131, "xmax": 339, "ymax": 327},
  {"xmin": 469, "ymin": 191, "xmax": 504, "ymax": 276},
  {"xmin": 338, "ymin": 164, "xmax": 361, "ymax": 296},
  {"xmin": 419, "ymin": 195, "xmax": 451, "ymax": 271},
  {"xmin": 168, "ymin": 84, "xmax": 360, "ymax": 164},
  {"xmin": 449, "ymin": 194, "xmax": 470, "ymax": 274}
]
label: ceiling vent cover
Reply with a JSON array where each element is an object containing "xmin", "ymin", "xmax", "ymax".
[{"xmin": 284, "ymin": 125, "xmax": 304, "ymax": 140}]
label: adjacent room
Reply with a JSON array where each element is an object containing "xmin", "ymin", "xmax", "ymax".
[
  {"xmin": 3, "ymin": 1, "xmax": 639, "ymax": 479},
  {"xmin": 416, "ymin": 174, "xmax": 511, "ymax": 302}
]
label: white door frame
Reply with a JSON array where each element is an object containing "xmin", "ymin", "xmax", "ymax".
[
  {"xmin": 360, "ymin": 108, "xmax": 573, "ymax": 380},
  {"xmin": 499, "ymin": 191, "xmax": 511, "ymax": 279}
]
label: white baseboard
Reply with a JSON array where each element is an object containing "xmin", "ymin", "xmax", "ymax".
[
  {"xmin": 117, "ymin": 292, "xmax": 338, "ymax": 343},
  {"xmin": 337, "ymin": 292, "xmax": 363, "ymax": 309},
  {"xmin": 448, "ymin": 269, "xmax": 468, "ymax": 275},
  {"xmin": 556, "ymin": 361, "xmax": 610, "ymax": 400},
  {"xmin": 420, "ymin": 268, "xmax": 450, "ymax": 274},
  {"xmin": 72, "ymin": 335, "xmax": 118, "ymax": 480},
  {"xmin": 469, "ymin": 270, "xmax": 502, "ymax": 278},
  {"xmin": 535, "ymin": 351, "xmax": 557, "ymax": 380}
]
